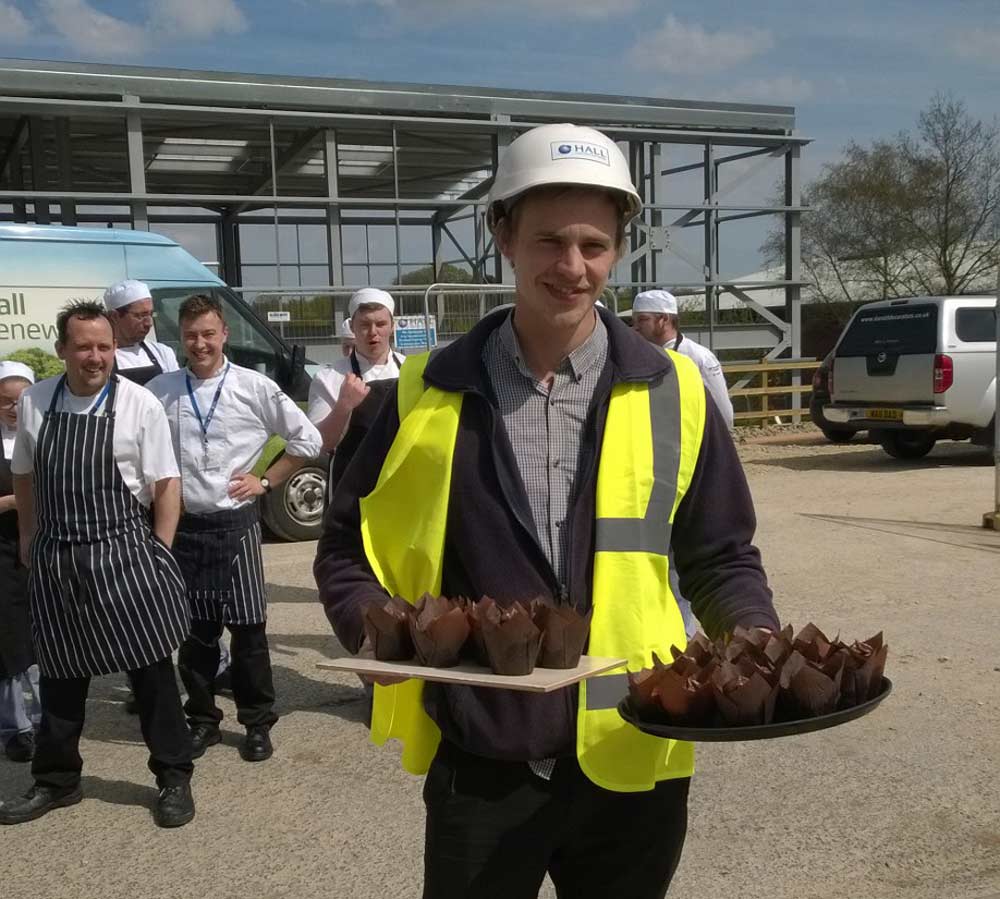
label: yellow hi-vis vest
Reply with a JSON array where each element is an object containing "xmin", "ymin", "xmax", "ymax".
[{"xmin": 360, "ymin": 347, "xmax": 706, "ymax": 792}]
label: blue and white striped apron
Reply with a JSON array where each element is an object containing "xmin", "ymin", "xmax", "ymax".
[{"xmin": 29, "ymin": 375, "xmax": 190, "ymax": 678}]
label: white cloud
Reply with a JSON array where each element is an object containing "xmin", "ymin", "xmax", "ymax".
[
  {"xmin": 632, "ymin": 15, "xmax": 773, "ymax": 74},
  {"xmin": 40, "ymin": 0, "xmax": 148, "ymax": 56},
  {"xmin": 322, "ymin": 0, "xmax": 636, "ymax": 21},
  {"xmin": 0, "ymin": 3, "xmax": 32, "ymax": 41},
  {"xmin": 953, "ymin": 28, "xmax": 1000, "ymax": 66},
  {"xmin": 149, "ymin": 0, "xmax": 247, "ymax": 40}
]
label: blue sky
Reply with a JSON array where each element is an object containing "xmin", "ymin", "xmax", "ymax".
[
  {"xmin": 1, "ymin": 0, "xmax": 998, "ymax": 276},
  {"xmin": 1, "ymin": 0, "xmax": 996, "ymax": 172}
]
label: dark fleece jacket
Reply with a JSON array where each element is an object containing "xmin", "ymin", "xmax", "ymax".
[{"xmin": 314, "ymin": 307, "xmax": 778, "ymax": 761}]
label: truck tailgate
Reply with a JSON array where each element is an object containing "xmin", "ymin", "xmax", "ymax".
[{"xmin": 833, "ymin": 303, "xmax": 938, "ymax": 405}]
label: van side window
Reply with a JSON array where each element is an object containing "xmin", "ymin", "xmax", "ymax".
[{"xmin": 954, "ymin": 308, "xmax": 995, "ymax": 343}]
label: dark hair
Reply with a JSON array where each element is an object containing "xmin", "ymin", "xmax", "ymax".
[
  {"xmin": 56, "ymin": 300, "xmax": 115, "ymax": 344},
  {"xmin": 178, "ymin": 293, "xmax": 226, "ymax": 326},
  {"xmin": 490, "ymin": 184, "xmax": 631, "ymax": 254}
]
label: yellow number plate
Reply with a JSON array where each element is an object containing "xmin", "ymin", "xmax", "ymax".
[{"xmin": 867, "ymin": 408, "xmax": 903, "ymax": 421}]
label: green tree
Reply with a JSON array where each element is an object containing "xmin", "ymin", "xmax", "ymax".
[
  {"xmin": 2, "ymin": 348, "xmax": 64, "ymax": 379},
  {"xmin": 764, "ymin": 94, "xmax": 1000, "ymax": 309}
]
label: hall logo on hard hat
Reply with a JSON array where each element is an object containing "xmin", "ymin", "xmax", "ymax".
[{"xmin": 550, "ymin": 141, "xmax": 611, "ymax": 166}]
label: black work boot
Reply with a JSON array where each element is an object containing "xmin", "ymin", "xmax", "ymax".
[
  {"xmin": 189, "ymin": 724, "xmax": 222, "ymax": 759},
  {"xmin": 154, "ymin": 783, "xmax": 195, "ymax": 828},
  {"xmin": 0, "ymin": 784, "xmax": 83, "ymax": 825},
  {"xmin": 239, "ymin": 726, "xmax": 273, "ymax": 762},
  {"xmin": 4, "ymin": 731, "xmax": 35, "ymax": 763}
]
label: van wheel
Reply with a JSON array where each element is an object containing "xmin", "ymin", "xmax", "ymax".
[
  {"xmin": 877, "ymin": 430, "xmax": 936, "ymax": 460},
  {"xmin": 261, "ymin": 463, "xmax": 328, "ymax": 541}
]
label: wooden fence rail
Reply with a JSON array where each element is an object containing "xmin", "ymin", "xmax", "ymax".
[{"xmin": 722, "ymin": 359, "xmax": 823, "ymax": 426}]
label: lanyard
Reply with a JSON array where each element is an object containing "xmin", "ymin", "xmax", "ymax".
[
  {"xmin": 185, "ymin": 363, "xmax": 231, "ymax": 444},
  {"xmin": 57, "ymin": 377, "xmax": 112, "ymax": 416}
]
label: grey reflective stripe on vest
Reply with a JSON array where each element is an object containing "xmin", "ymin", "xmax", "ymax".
[
  {"xmin": 594, "ymin": 366, "xmax": 681, "ymax": 555},
  {"xmin": 586, "ymin": 672, "xmax": 630, "ymax": 710}
]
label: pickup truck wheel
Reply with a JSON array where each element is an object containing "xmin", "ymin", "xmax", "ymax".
[
  {"xmin": 877, "ymin": 430, "xmax": 936, "ymax": 460},
  {"xmin": 821, "ymin": 427, "xmax": 854, "ymax": 444},
  {"xmin": 261, "ymin": 463, "xmax": 328, "ymax": 541}
]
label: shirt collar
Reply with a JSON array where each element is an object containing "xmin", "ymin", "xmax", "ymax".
[{"xmin": 498, "ymin": 311, "xmax": 608, "ymax": 382}]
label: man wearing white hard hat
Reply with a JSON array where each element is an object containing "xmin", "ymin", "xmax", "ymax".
[
  {"xmin": 104, "ymin": 279, "xmax": 179, "ymax": 386},
  {"xmin": 307, "ymin": 287, "xmax": 404, "ymax": 455},
  {"xmin": 0, "ymin": 361, "xmax": 40, "ymax": 765},
  {"xmin": 631, "ymin": 289, "xmax": 734, "ymax": 429},
  {"xmin": 317, "ymin": 123, "xmax": 776, "ymax": 898}
]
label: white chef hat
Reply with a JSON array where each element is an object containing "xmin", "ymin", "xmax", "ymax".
[
  {"xmin": 632, "ymin": 289, "xmax": 678, "ymax": 316},
  {"xmin": 104, "ymin": 279, "xmax": 152, "ymax": 312},
  {"xmin": 338, "ymin": 317, "xmax": 355, "ymax": 339},
  {"xmin": 348, "ymin": 287, "xmax": 395, "ymax": 318},
  {"xmin": 0, "ymin": 361, "xmax": 35, "ymax": 384}
]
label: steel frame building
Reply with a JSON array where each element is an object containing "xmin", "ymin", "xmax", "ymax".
[{"xmin": 0, "ymin": 58, "xmax": 809, "ymax": 356}]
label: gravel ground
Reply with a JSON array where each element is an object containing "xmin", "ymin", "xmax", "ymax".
[{"xmin": 2, "ymin": 435, "xmax": 999, "ymax": 899}]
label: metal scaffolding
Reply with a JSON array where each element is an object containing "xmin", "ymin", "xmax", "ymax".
[{"xmin": 0, "ymin": 58, "xmax": 809, "ymax": 358}]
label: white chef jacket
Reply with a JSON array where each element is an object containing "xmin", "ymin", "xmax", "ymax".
[
  {"xmin": 1, "ymin": 423, "xmax": 15, "ymax": 459},
  {"xmin": 147, "ymin": 359, "xmax": 322, "ymax": 515},
  {"xmin": 115, "ymin": 340, "xmax": 179, "ymax": 374},
  {"xmin": 11, "ymin": 375, "xmax": 180, "ymax": 506},
  {"xmin": 664, "ymin": 335, "xmax": 734, "ymax": 429},
  {"xmin": 307, "ymin": 351, "xmax": 404, "ymax": 425}
]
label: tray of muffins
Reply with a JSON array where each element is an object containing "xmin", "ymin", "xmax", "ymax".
[
  {"xmin": 620, "ymin": 624, "xmax": 891, "ymax": 741},
  {"xmin": 317, "ymin": 594, "xmax": 625, "ymax": 693}
]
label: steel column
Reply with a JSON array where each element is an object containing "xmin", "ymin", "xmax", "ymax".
[
  {"xmin": 784, "ymin": 143, "xmax": 803, "ymax": 421},
  {"xmin": 124, "ymin": 96, "xmax": 148, "ymax": 230},
  {"xmin": 323, "ymin": 129, "xmax": 343, "ymax": 286}
]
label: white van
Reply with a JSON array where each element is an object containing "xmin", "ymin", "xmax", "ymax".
[
  {"xmin": 0, "ymin": 223, "xmax": 325, "ymax": 539},
  {"xmin": 824, "ymin": 295, "xmax": 997, "ymax": 459}
]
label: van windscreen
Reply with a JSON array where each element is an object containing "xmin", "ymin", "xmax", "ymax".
[{"xmin": 837, "ymin": 304, "xmax": 938, "ymax": 357}]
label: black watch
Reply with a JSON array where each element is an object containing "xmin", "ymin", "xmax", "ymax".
[{"xmin": 260, "ymin": 477, "xmax": 272, "ymax": 494}]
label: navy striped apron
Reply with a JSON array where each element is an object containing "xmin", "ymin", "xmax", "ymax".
[
  {"xmin": 173, "ymin": 504, "xmax": 267, "ymax": 626},
  {"xmin": 29, "ymin": 375, "xmax": 190, "ymax": 678}
]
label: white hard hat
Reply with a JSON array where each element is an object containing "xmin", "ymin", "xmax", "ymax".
[
  {"xmin": 0, "ymin": 360, "xmax": 35, "ymax": 384},
  {"xmin": 348, "ymin": 288, "xmax": 395, "ymax": 318},
  {"xmin": 338, "ymin": 317, "xmax": 355, "ymax": 339},
  {"xmin": 632, "ymin": 289, "xmax": 678, "ymax": 316},
  {"xmin": 487, "ymin": 124, "xmax": 641, "ymax": 232},
  {"xmin": 104, "ymin": 279, "xmax": 152, "ymax": 311}
]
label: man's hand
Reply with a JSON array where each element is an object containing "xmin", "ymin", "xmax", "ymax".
[
  {"xmin": 228, "ymin": 473, "xmax": 266, "ymax": 501},
  {"xmin": 336, "ymin": 374, "xmax": 370, "ymax": 413},
  {"xmin": 0, "ymin": 495, "xmax": 16, "ymax": 514}
]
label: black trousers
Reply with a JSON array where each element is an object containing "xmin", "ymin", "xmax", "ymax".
[
  {"xmin": 422, "ymin": 743, "xmax": 690, "ymax": 899},
  {"xmin": 177, "ymin": 619, "xmax": 278, "ymax": 730},
  {"xmin": 32, "ymin": 656, "xmax": 193, "ymax": 790}
]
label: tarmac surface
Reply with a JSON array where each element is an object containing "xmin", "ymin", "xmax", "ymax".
[{"xmin": 2, "ymin": 431, "xmax": 999, "ymax": 899}]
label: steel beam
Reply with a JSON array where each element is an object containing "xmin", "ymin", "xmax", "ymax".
[
  {"xmin": 323, "ymin": 129, "xmax": 344, "ymax": 287},
  {"xmin": 784, "ymin": 143, "xmax": 803, "ymax": 421},
  {"xmin": 55, "ymin": 118, "xmax": 76, "ymax": 225},
  {"xmin": 28, "ymin": 117, "xmax": 50, "ymax": 224},
  {"xmin": 124, "ymin": 97, "xmax": 148, "ymax": 230}
]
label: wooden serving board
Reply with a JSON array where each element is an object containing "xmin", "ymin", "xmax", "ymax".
[{"xmin": 316, "ymin": 655, "xmax": 627, "ymax": 694}]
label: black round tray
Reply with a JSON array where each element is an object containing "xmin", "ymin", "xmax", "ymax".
[{"xmin": 617, "ymin": 677, "xmax": 892, "ymax": 742}]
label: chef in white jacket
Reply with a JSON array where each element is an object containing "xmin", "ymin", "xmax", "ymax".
[
  {"xmin": 147, "ymin": 294, "xmax": 321, "ymax": 765},
  {"xmin": 307, "ymin": 288, "xmax": 405, "ymax": 453},
  {"xmin": 630, "ymin": 289, "xmax": 735, "ymax": 429},
  {"xmin": 104, "ymin": 280, "xmax": 179, "ymax": 386}
]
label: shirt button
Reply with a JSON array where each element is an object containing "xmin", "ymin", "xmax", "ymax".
[
  {"xmin": 552, "ymin": 460, "xmax": 560, "ymax": 468},
  {"xmin": 556, "ymin": 520, "xmax": 563, "ymax": 528}
]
